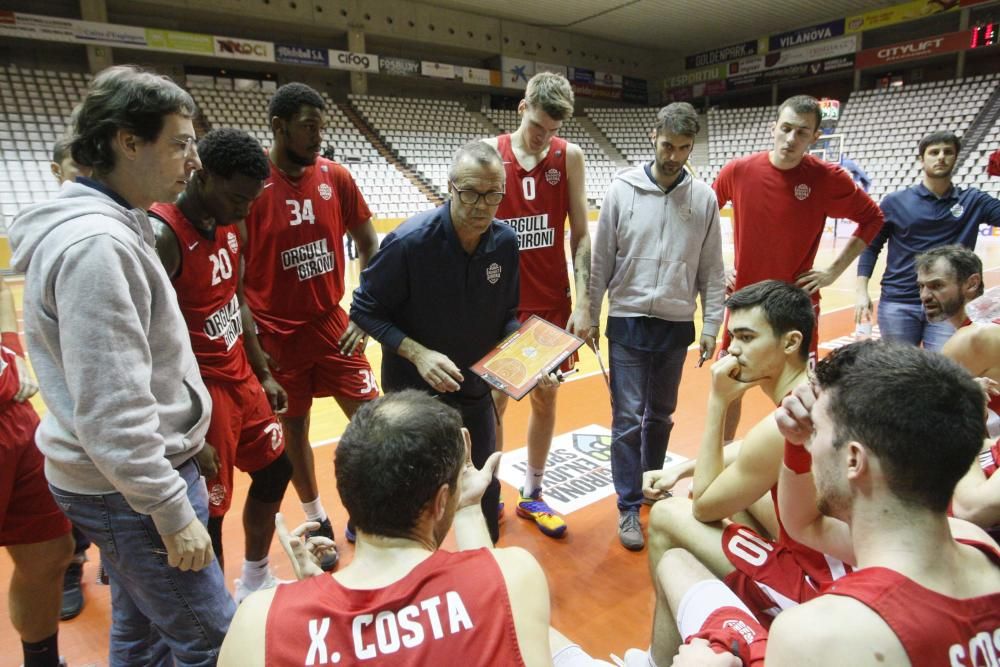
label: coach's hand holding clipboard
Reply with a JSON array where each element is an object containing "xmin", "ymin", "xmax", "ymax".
[{"xmin": 471, "ymin": 315, "xmax": 584, "ymax": 400}]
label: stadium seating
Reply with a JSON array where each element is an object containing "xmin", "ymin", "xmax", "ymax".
[
  {"xmin": 585, "ymin": 106, "xmax": 659, "ymax": 167},
  {"xmin": 0, "ymin": 65, "xmax": 88, "ymax": 220},
  {"xmin": 1, "ymin": 63, "xmax": 998, "ymax": 232},
  {"xmin": 836, "ymin": 74, "xmax": 1000, "ymax": 201},
  {"xmin": 349, "ymin": 94, "xmax": 490, "ymax": 200},
  {"xmin": 194, "ymin": 87, "xmax": 432, "ymax": 220}
]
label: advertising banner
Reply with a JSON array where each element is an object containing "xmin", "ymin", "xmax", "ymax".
[
  {"xmin": 622, "ymin": 76, "xmax": 648, "ymax": 104},
  {"xmin": 535, "ymin": 61, "xmax": 568, "ymax": 77},
  {"xmin": 569, "ymin": 67, "xmax": 595, "ymax": 84},
  {"xmin": 727, "ymin": 54, "xmax": 855, "ymax": 89},
  {"xmin": 729, "ymin": 34, "xmax": 858, "ymax": 76},
  {"xmin": 855, "ymin": 31, "xmax": 971, "ymax": 68},
  {"xmin": 275, "ymin": 43, "xmax": 328, "ymax": 67},
  {"xmin": 461, "ymin": 66, "xmax": 492, "ymax": 86},
  {"xmin": 667, "ymin": 64, "xmax": 726, "ymax": 87},
  {"xmin": 379, "ymin": 56, "xmax": 420, "ymax": 77},
  {"xmin": 0, "ymin": 12, "xmax": 148, "ymax": 49},
  {"xmin": 421, "ymin": 61, "xmax": 455, "ymax": 79},
  {"xmin": 847, "ymin": 0, "xmax": 960, "ymax": 34},
  {"xmin": 146, "ymin": 28, "xmax": 214, "ymax": 54},
  {"xmin": 328, "ymin": 49, "xmax": 378, "ymax": 73},
  {"xmin": 502, "ymin": 56, "xmax": 535, "ymax": 89},
  {"xmin": 497, "ymin": 426, "xmax": 689, "ymax": 515},
  {"xmin": 213, "ymin": 36, "xmax": 273, "ymax": 62},
  {"xmin": 595, "ymin": 71, "xmax": 623, "ymax": 90},
  {"xmin": 769, "ymin": 19, "xmax": 846, "ymax": 50},
  {"xmin": 686, "ymin": 40, "xmax": 758, "ymax": 69}
]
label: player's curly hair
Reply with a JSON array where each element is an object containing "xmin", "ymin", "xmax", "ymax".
[
  {"xmin": 197, "ymin": 128, "xmax": 269, "ymax": 181},
  {"xmin": 268, "ymin": 82, "xmax": 325, "ymax": 121}
]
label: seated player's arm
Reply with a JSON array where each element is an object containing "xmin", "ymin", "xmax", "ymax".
[
  {"xmin": 766, "ymin": 595, "xmax": 908, "ymax": 666},
  {"xmin": 942, "ymin": 324, "xmax": 996, "ymax": 378},
  {"xmin": 347, "ymin": 219, "xmax": 379, "ymax": 269},
  {"xmin": 149, "ymin": 215, "xmax": 181, "ymax": 279},
  {"xmin": 565, "ymin": 143, "xmax": 592, "ymax": 339},
  {"xmin": 492, "ymin": 547, "xmax": 554, "ymax": 667},
  {"xmin": 777, "ymin": 447, "xmax": 855, "ymax": 565},
  {"xmin": 643, "ymin": 441, "xmax": 742, "ymax": 501},
  {"xmin": 951, "ymin": 454, "xmax": 1000, "ymax": 529},
  {"xmin": 692, "ymin": 415, "xmax": 783, "ymax": 523},
  {"xmin": 218, "ymin": 587, "xmax": 276, "ymax": 667}
]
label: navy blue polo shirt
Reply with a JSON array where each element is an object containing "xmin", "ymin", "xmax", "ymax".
[
  {"xmin": 351, "ymin": 203, "xmax": 520, "ymax": 400},
  {"xmin": 857, "ymin": 183, "xmax": 1000, "ymax": 304},
  {"xmin": 606, "ymin": 164, "xmax": 696, "ymax": 352}
]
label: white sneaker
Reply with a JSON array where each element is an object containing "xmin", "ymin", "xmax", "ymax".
[
  {"xmin": 623, "ymin": 648, "xmax": 654, "ymax": 667},
  {"xmin": 234, "ymin": 569, "xmax": 287, "ymax": 604}
]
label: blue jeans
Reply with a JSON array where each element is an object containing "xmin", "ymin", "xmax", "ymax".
[
  {"xmin": 609, "ymin": 340, "xmax": 688, "ymax": 512},
  {"xmin": 877, "ymin": 299, "xmax": 954, "ymax": 351},
  {"xmin": 50, "ymin": 458, "xmax": 236, "ymax": 667}
]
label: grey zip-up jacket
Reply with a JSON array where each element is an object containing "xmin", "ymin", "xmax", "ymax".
[
  {"xmin": 9, "ymin": 182, "xmax": 211, "ymax": 536},
  {"xmin": 589, "ymin": 166, "xmax": 725, "ymax": 337}
]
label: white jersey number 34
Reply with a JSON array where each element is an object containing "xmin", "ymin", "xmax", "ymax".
[{"xmin": 286, "ymin": 199, "xmax": 316, "ymax": 226}]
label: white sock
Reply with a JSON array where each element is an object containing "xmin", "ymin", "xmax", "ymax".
[
  {"xmin": 241, "ymin": 557, "xmax": 269, "ymax": 590},
  {"xmin": 302, "ymin": 498, "xmax": 327, "ymax": 523},
  {"xmin": 524, "ymin": 465, "xmax": 545, "ymax": 495}
]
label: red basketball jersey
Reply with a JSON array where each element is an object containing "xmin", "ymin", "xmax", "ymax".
[
  {"xmin": 0, "ymin": 343, "xmax": 24, "ymax": 407},
  {"xmin": 243, "ymin": 157, "xmax": 371, "ymax": 335},
  {"xmin": 264, "ymin": 548, "xmax": 525, "ymax": 666},
  {"xmin": 823, "ymin": 539, "xmax": 1000, "ymax": 667},
  {"xmin": 495, "ymin": 134, "xmax": 571, "ymax": 312},
  {"xmin": 150, "ymin": 203, "xmax": 251, "ymax": 383}
]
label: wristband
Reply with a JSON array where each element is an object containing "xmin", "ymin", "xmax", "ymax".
[
  {"xmin": 1, "ymin": 332, "xmax": 24, "ymax": 357},
  {"xmin": 783, "ymin": 439, "xmax": 812, "ymax": 474}
]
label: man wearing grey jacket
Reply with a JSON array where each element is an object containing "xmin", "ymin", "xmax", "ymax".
[
  {"xmin": 9, "ymin": 65, "xmax": 236, "ymax": 665},
  {"xmin": 589, "ymin": 102, "xmax": 725, "ymax": 551}
]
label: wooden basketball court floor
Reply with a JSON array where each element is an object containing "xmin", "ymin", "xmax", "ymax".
[{"xmin": 3, "ymin": 228, "xmax": 1000, "ymax": 666}]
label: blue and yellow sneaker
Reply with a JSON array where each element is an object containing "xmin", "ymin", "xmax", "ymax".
[{"xmin": 516, "ymin": 488, "xmax": 567, "ymax": 537}]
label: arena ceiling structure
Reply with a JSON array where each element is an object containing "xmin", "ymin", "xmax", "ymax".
[{"xmin": 416, "ymin": 0, "xmax": 902, "ymax": 54}]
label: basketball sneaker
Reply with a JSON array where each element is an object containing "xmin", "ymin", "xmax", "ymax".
[{"xmin": 516, "ymin": 488, "xmax": 567, "ymax": 537}]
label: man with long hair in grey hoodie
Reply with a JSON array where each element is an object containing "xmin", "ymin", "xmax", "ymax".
[
  {"xmin": 589, "ymin": 102, "xmax": 725, "ymax": 551},
  {"xmin": 9, "ymin": 65, "xmax": 236, "ymax": 665}
]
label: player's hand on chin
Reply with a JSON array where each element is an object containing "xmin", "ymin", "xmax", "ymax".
[{"xmin": 710, "ymin": 354, "xmax": 762, "ymax": 403}]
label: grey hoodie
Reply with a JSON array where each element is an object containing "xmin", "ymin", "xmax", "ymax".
[
  {"xmin": 589, "ymin": 166, "xmax": 725, "ymax": 337},
  {"xmin": 9, "ymin": 181, "xmax": 211, "ymax": 536}
]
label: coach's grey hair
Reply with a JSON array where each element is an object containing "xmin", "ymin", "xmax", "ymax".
[
  {"xmin": 448, "ymin": 140, "xmax": 505, "ymax": 182},
  {"xmin": 654, "ymin": 102, "xmax": 700, "ymax": 137}
]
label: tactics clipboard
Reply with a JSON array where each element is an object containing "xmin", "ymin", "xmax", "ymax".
[{"xmin": 471, "ymin": 315, "xmax": 584, "ymax": 400}]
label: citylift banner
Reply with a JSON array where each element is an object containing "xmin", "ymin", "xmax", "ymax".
[{"xmin": 854, "ymin": 30, "xmax": 972, "ymax": 69}]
